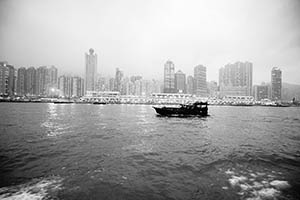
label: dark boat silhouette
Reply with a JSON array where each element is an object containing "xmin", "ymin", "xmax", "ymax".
[
  {"xmin": 153, "ymin": 101, "xmax": 208, "ymax": 117},
  {"xmin": 93, "ymin": 102, "xmax": 107, "ymax": 105}
]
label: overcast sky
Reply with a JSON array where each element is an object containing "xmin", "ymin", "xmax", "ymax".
[{"xmin": 0, "ymin": 0, "xmax": 299, "ymax": 84}]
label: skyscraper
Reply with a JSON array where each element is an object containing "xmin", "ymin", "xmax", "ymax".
[
  {"xmin": 17, "ymin": 67, "xmax": 26, "ymax": 96},
  {"xmin": 85, "ymin": 48, "xmax": 97, "ymax": 94},
  {"xmin": 46, "ymin": 66, "xmax": 58, "ymax": 95},
  {"xmin": 207, "ymin": 81, "xmax": 218, "ymax": 97},
  {"xmin": 0, "ymin": 62, "xmax": 15, "ymax": 97},
  {"xmin": 35, "ymin": 66, "xmax": 47, "ymax": 96},
  {"xmin": 219, "ymin": 61, "xmax": 253, "ymax": 97},
  {"xmin": 163, "ymin": 60, "xmax": 175, "ymax": 93},
  {"xmin": 114, "ymin": 68, "xmax": 123, "ymax": 92},
  {"xmin": 0, "ymin": 62, "xmax": 9, "ymax": 96},
  {"xmin": 186, "ymin": 75, "xmax": 194, "ymax": 94},
  {"xmin": 194, "ymin": 65, "xmax": 207, "ymax": 96},
  {"xmin": 175, "ymin": 70, "xmax": 186, "ymax": 93},
  {"xmin": 26, "ymin": 67, "xmax": 36, "ymax": 96},
  {"xmin": 271, "ymin": 67, "xmax": 282, "ymax": 101},
  {"xmin": 72, "ymin": 76, "xmax": 84, "ymax": 97},
  {"xmin": 58, "ymin": 75, "xmax": 73, "ymax": 98}
]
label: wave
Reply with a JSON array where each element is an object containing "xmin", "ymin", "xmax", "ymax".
[{"xmin": 0, "ymin": 176, "xmax": 63, "ymax": 200}]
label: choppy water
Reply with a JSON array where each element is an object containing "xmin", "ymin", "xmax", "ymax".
[{"xmin": 0, "ymin": 103, "xmax": 300, "ymax": 200}]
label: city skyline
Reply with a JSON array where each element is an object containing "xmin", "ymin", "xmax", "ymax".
[{"xmin": 0, "ymin": 0, "xmax": 300, "ymax": 84}]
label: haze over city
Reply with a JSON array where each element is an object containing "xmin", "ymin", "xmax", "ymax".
[{"xmin": 1, "ymin": 0, "xmax": 300, "ymax": 84}]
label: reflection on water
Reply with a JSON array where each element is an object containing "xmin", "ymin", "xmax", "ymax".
[{"xmin": 0, "ymin": 104, "xmax": 299, "ymax": 200}]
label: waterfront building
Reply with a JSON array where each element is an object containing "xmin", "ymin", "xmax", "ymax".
[
  {"xmin": 95, "ymin": 76, "xmax": 109, "ymax": 92},
  {"xmin": 85, "ymin": 48, "xmax": 97, "ymax": 94},
  {"xmin": 134, "ymin": 79, "xmax": 142, "ymax": 96},
  {"xmin": 46, "ymin": 66, "xmax": 58, "ymax": 96},
  {"xmin": 163, "ymin": 60, "xmax": 176, "ymax": 93},
  {"xmin": 194, "ymin": 65, "xmax": 207, "ymax": 96},
  {"xmin": 17, "ymin": 67, "xmax": 27, "ymax": 96},
  {"xmin": 271, "ymin": 67, "xmax": 282, "ymax": 101},
  {"xmin": 175, "ymin": 70, "xmax": 186, "ymax": 93},
  {"xmin": 120, "ymin": 77, "xmax": 129, "ymax": 95},
  {"xmin": 141, "ymin": 80, "xmax": 150, "ymax": 96},
  {"xmin": 109, "ymin": 78, "xmax": 115, "ymax": 91},
  {"xmin": 253, "ymin": 84, "xmax": 270, "ymax": 101},
  {"xmin": 114, "ymin": 68, "xmax": 123, "ymax": 92},
  {"xmin": 72, "ymin": 76, "xmax": 84, "ymax": 97},
  {"xmin": 130, "ymin": 75, "xmax": 142, "ymax": 83},
  {"xmin": 58, "ymin": 75, "xmax": 73, "ymax": 98},
  {"xmin": 219, "ymin": 61, "xmax": 253, "ymax": 97},
  {"xmin": 0, "ymin": 62, "xmax": 9, "ymax": 96},
  {"xmin": 26, "ymin": 67, "xmax": 36, "ymax": 96},
  {"xmin": 186, "ymin": 76, "xmax": 194, "ymax": 94},
  {"xmin": 150, "ymin": 79, "xmax": 162, "ymax": 94},
  {"xmin": 82, "ymin": 91, "xmax": 120, "ymax": 103},
  {"xmin": 35, "ymin": 66, "xmax": 47, "ymax": 96},
  {"xmin": 207, "ymin": 81, "xmax": 218, "ymax": 97},
  {"xmin": 0, "ymin": 62, "xmax": 15, "ymax": 97}
]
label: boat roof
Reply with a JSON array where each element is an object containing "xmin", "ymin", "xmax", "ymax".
[{"xmin": 193, "ymin": 101, "xmax": 208, "ymax": 105}]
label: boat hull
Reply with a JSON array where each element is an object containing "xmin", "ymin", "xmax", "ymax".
[{"xmin": 153, "ymin": 106, "xmax": 208, "ymax": 117}]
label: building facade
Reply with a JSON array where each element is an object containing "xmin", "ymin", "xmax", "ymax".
[
  {"xmin": 175, "ymin": 70, "xmax": 186, "ymax": 93},
  {"xmin": 219, "ymin": 61, "xmax": 253, "ymax": 97},
  {"xmin": 46, "ymin": 66, "xmax": 58, "ymax": 96},
  {"xmin": 194, "ymin": 65, "xmax": 207, "ymax": 96},
  {"xmin": 253, "ymin": 84, "xmax": 269, "ymax": 101},
  {"xmin": 114, "ymin": 68, "xmax": 123, "ymax": 93},
  {"xmin": 16, "ymin": 67, "xmax": 27, "ymax": 96},
  {"xmin": 72, "ymin": 76, "xmax": 84, "ymax": 97},
  {"xmin": 186, "ymin": 76, "xmax": 194, "ymax": 94},
  {"xmin": 0, "ymin": 62, "xmax": 15, "ymax": 97},
  {"xmin": 35, "ymin": 66, "xmax": 48, "ymax": 96},
  {"xmin": 26, "ymin": 67, "xmax": 36, "ymax": 96},
  {"xmin": 85, "ymin": 48, "xmax": 97, "ymax": 94},
  {"xmin": 163, "ymin": 60, "xmax": 175, "ymax": 93},
  {"xmin": 271, "ymin": 67, "xmax": 282, "ymax": 101}
]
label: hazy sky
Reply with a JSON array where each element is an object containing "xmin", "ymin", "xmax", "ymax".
[{"xmin": 0, "ymin": 0, "xmax": 300, "ymax": 84}]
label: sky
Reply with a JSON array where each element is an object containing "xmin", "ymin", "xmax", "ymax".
[{"xmin": 0, "ymin": 0, "xmax": 300, "ymax": 84}]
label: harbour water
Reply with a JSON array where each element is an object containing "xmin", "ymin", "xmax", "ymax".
[{"xmin": 0, "ymin": 103, "xmax": 299, "ymax": 200}]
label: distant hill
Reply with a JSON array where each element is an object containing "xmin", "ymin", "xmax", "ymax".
[{"xmin": 282, "ymin": 82, "xmax": 300, "ymax": 101}]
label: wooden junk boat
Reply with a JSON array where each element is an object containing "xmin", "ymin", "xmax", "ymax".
[{"xmin": 153, "ymin": 101, "xmax": 208, "ymax": 117}]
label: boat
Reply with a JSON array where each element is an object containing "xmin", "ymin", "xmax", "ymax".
[
  {"xmin": 53, "ymin": 100, "xmax": 74, "ymax": 104},
  {"xmin": 153, "ymin": 101, "xmax": 208, "ymax": 117},
  {"xmin": 93, "ymin": 101, "xmax": 107, "ymax": 105}
]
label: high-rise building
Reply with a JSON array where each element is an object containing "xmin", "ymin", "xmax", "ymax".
[
  {"xmin": 253, "ymin": 84, "xmax": 270, "ymax": 101},
  {"xmin": 0, "ymin": 62, "xmax": 9, "ymax": 96},
  {"xmin": 207, "ymin": 81, "xmax": 218, "ymax": 97},
  {"xmin": 219, "ymin": 61, "xmax": 253, "ymax": 97},
  {"xmin": 271, "ymin": 67, "xmax": 282, "ymax": 101},
  {"xmin": 109, "ymin": 78, "xmax": 115, "ymax": 91},
  {"xmin": 17, "ymin": 67, "xmax": 27, "ymax": 96},
  {"xmin": 46, "ymin": 66, "xmax": 58, "ymax": 95},
  {"xmin": 72, "ymin": 76, "xmax": 84, "ymax": 97},
  {"xmin": 163, "ymin": 60, "xmax": 175, "ymax": 93},
  {"xmin": 58, "ymin": 75, "xmax": 73, "ymax": 98},
  {"xmin": 186, "ymin": 76, "xmax": 194, "ymax": 94},
  {"xmin": 35, "ymin": 66, "xmax": 47, "ymax": 96},
  {"xmin": 26, "ymin": 67, "xmax": 36, "ymax": 96},
  {"xmin": 114, "ymin": 68, "xmax": 123, "ymax": 92},
  {"xmin": 175, "ymin": 70, "xmax": 186, "ymax": 93},
  {"xmin": 120, "ymin": 77, "xmax": 128, "ymax": 95},
  {"xmin": 194, "ymin": 65, "xmax": 207, "ymax": 96},
  {"xmin": 0, "ymin": 62, "xmax": 15, "ymax": 97},
  {"xmin": 85, "ymin": 48, "xmax": 97, "ymax": 94}
]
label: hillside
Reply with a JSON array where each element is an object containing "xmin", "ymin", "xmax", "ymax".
[{"xmin": 282, "ymin": 82, "xmax": 300, "ymax": 101}]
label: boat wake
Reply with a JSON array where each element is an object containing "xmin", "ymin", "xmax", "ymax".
[{"xmin": 0, "ymin": 176, "xmax": 63, "ymax": 200}]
